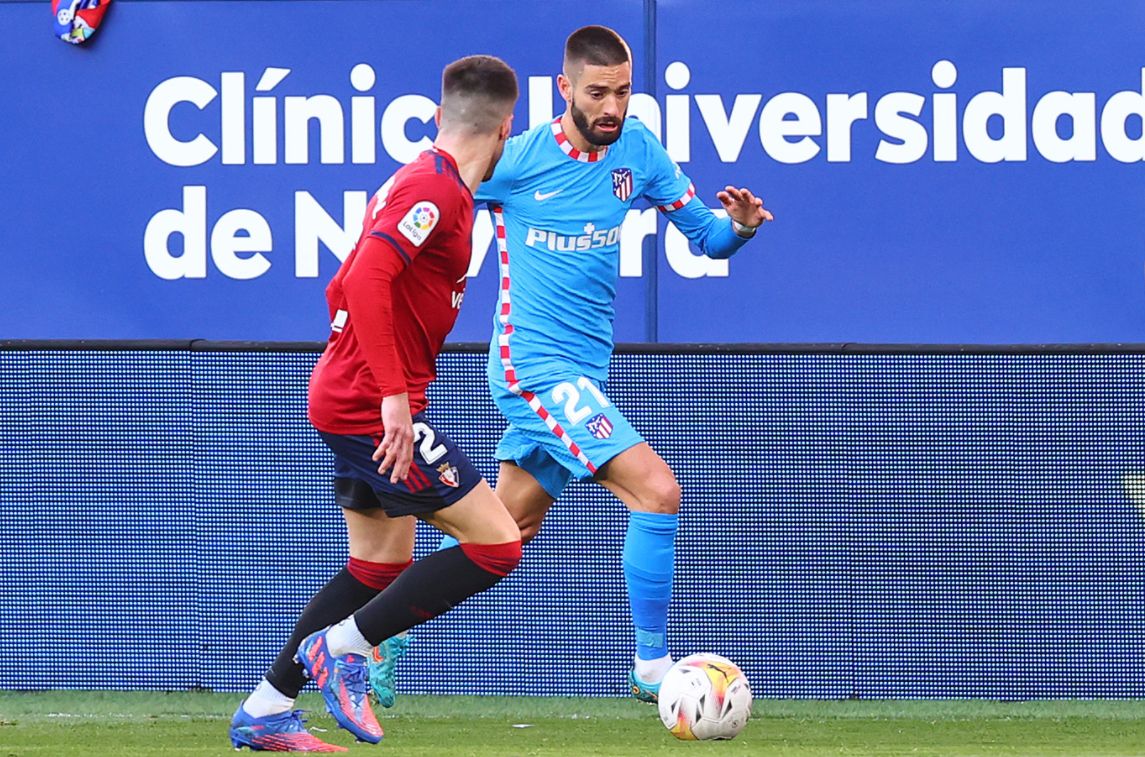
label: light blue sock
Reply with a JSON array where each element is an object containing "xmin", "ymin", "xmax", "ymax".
[
  {"xmin": 437, "ymin": 534, "xmax": 460, "ymax": 550},
  {"xmin": 622, "ymin": 511, "xmax": 677, "ymax": 660}
]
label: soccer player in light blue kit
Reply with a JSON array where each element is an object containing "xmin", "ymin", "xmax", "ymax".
[{"xmin": 370, "ymin": 24, "xmax": 773, "ymax": 705}]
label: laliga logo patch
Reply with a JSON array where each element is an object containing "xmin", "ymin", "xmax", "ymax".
[
  {"xmin": 398, "ymin": 201, "xmax": 439, "ymax": 247},
  {"xmin": 585, "ymin": 413, "xmax": 613, "ymax": 440},
  {"xmin": 53, "ymin": 0, "xmax": 111, "ymax": 45},
  {"xmin": 437, "ymin": 462, "xmax": 460, "ymax": 488}
]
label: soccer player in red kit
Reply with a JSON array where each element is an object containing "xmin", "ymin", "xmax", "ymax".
[{"xmin": 229, "ymin": 55, "xmax": 520, "ymax": 752}]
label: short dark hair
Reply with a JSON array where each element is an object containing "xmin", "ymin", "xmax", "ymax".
[
  {"xmin": 564, "ymin": 25, "xmax": 631, "ymax": 70},
  {"xmin": 440, "ymin": 55, "xmax": 518, "ymax": 133}
]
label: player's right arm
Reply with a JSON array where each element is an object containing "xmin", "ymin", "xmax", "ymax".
[
  {"xmin": 373, "ymin": 392, "xmax": 413, "ymax": 483},
  {"xmin": 342, "ymin": 176, "xmax": 449, "ymax": 482}
]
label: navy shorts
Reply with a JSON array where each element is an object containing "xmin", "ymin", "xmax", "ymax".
[{"xmin": 318, "ymin": 413, "xmax": 482, "ymax": 517}]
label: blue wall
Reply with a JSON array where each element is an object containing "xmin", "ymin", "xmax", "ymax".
[
  {"xmin": 2, "ymin": 0, "xmax": 1144, "ymax": 342},
  {"xmin": 2, "ymin": 346, "xmax": 1143, "ymax": 697}
]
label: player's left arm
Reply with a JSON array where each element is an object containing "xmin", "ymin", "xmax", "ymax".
[
  {"xmin": 639, "ymin": 122, "xmax": 773, "ymax": 260},
  {"xmin": 663, "ymin": 187, "xmax": 774, "ymax": 260},
  {"xmin": 717, "ymin": 186, "xmax": 773, "ymax": 238}
]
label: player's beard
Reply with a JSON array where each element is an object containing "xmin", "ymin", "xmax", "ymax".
[{"xmin": 570, "ymin": 98, "xmax": 625, "ymax": 147}]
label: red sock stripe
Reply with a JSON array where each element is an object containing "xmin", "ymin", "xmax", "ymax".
[
  {"xmin": 347, "ymin": 557, "xmax": 411, "ymax": 590},
  {"xmin": 460, "ymin": 541, "xmax": 523, "ymax": 578}
]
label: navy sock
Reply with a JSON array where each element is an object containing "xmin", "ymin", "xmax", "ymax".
[
  {"xmin": 264, "ymin": 568, "xmax": 381, "ymax": 697},
  {"xmin": 353, "ymin": 544, "xmax": 519, "ymax": 644}
]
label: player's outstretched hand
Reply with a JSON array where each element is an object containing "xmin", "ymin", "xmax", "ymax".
[
  {"xmin": 373, "ymin": 393, "xmax": 414, "ymax": 483},
  {"xmin": 716, "ymin": 186, "xmax": 774, "ymax": 229}
]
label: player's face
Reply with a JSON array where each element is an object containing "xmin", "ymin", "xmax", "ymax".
[{"xmin": 568, "ymin": 62, "xmax": 632, "ymax": 147}]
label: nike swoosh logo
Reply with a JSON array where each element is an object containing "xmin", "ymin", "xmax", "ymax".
[{"xmin": 534, "ymin": 189, "xmax": 562, "ymax": 201}]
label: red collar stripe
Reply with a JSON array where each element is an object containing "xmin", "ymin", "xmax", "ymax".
[{"xmin": 550, "ymin": 119, "xmax": 607, "ymax": 163}]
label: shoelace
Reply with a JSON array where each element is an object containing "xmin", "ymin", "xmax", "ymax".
[{"xmin": 340, "ymin": 661, "xmax": 369, "ymax": 700}]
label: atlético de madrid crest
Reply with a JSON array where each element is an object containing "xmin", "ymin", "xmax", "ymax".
[
  {"xmin": 611, "ymin": 168, "xmax": 633, "ymax": 202},
  {"xmin": 585, "ymin": 413, "xmax": 614, "ymax": 440}
]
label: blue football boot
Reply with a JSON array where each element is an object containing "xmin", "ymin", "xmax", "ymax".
[
  {"xmin": 296, "ymin": 628, "xmax": 383, "ymax": 743},
  {"xmin": 229, "ymin": 705, "xmax": 347, "ymax": 752},
  {"xmin": 367, "ymin": 635, "xmax": 410, "ymax": 708}
]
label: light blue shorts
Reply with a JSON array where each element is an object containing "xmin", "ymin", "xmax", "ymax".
[{"xmin": 489, "ymin": 371, "xmax": 644, "ymax": 499}]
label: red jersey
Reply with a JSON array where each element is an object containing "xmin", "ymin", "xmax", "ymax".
[{"xmin": 308, "ymin": 148, "xmax": 473, "ymax": 435}]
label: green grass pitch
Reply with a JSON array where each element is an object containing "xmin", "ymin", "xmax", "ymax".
[{"xmin": 1, "ymin": 691, "xmax": 1144, "ymax": 756}]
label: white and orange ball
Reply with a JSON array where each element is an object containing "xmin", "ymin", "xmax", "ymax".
[{"xmin": 657, "ymin": 653, "xmax": 753, "ymax": 741}]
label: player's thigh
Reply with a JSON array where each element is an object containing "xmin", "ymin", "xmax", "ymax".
[
  {"xmin": 341, "ymin": 505, "xmax": 417, "ymax": 563},
  {"xmin": 495, "ymin": 460, "xmax": 557, "ymax": 539},
  {"xmin": 494, "ymin": 415, "xmax": 577, "ymax": 501},
  {"xmin": 421, "ymin": 478, "xmax": 520, "ymax": 545},
  {"xmin": 596, "ymin": 442, "xmax": 681, "ymax": 515}
]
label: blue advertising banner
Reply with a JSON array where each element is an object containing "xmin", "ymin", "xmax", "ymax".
[
  {"xmin": 1, "ymin": 0, "xmax": 1143, "ymax": 342},
  {"xmin": 2, "ymin": 346, "xmax": 1143, "ymax": 696}
]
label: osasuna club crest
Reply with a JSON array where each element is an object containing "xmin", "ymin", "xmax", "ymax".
[
  {"xmin": 611, "ymin": 168, "xmax": 633, "ymax": 201},
  {"xmin": 437, "ymin": 462, "xmax": 460, "ymax": 488}
]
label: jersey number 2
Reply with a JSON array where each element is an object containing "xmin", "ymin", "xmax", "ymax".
[{"xmin": 412, "ymin": 422, "xmax": 447, "ymax": 464}]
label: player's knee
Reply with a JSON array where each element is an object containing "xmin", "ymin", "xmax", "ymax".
[
  {"xmin": 499, "ymin": 540, "xmax": 523, "ymax": 575},
  {"xmin": 460, "ymin": 540, "xmax": 522, "ymax": 578},
  {"xmin": 489, "ymin": 513, "xmax": 522, "ymax": 545},
  {"xmin": 643, "ymin": 475, "xmax": 681, "ymax": 514}
]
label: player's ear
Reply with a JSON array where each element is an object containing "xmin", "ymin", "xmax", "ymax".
[
  {"xmin": 499, "ymin": 113, "xmax": 513, "ymax": 141},
  {"xmin": 434, "ymin": 106, "xmax": 443, "ymax": 128},
  {"xmin": 557, "ymin": 73, "xmax": 573, "ymax": 104}
]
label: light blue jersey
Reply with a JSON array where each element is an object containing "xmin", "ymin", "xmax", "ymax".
[
  {"xmin": 477, "ymin": 116, "xmax": 753, "ymax": 493},
  {"xmin": 477, "ymin": 116, "xmax": 750, "ymax": 387}
]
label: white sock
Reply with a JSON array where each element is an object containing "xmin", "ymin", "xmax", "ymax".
[
  {"xmin": 242, "ymin": 678, "xmax": 295, "ymax": 718},
  {"xmin": 634, "ymin": 654, "xmax": 674, "ymax": 684},
  {"xmin": 325, "ymin": 617, "xmax": 373, "ymax": 659}
]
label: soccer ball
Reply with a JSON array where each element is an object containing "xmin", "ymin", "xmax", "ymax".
[{"xmin": 657, "ymin": 653, "xmax": 752, "ymax": 740}]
